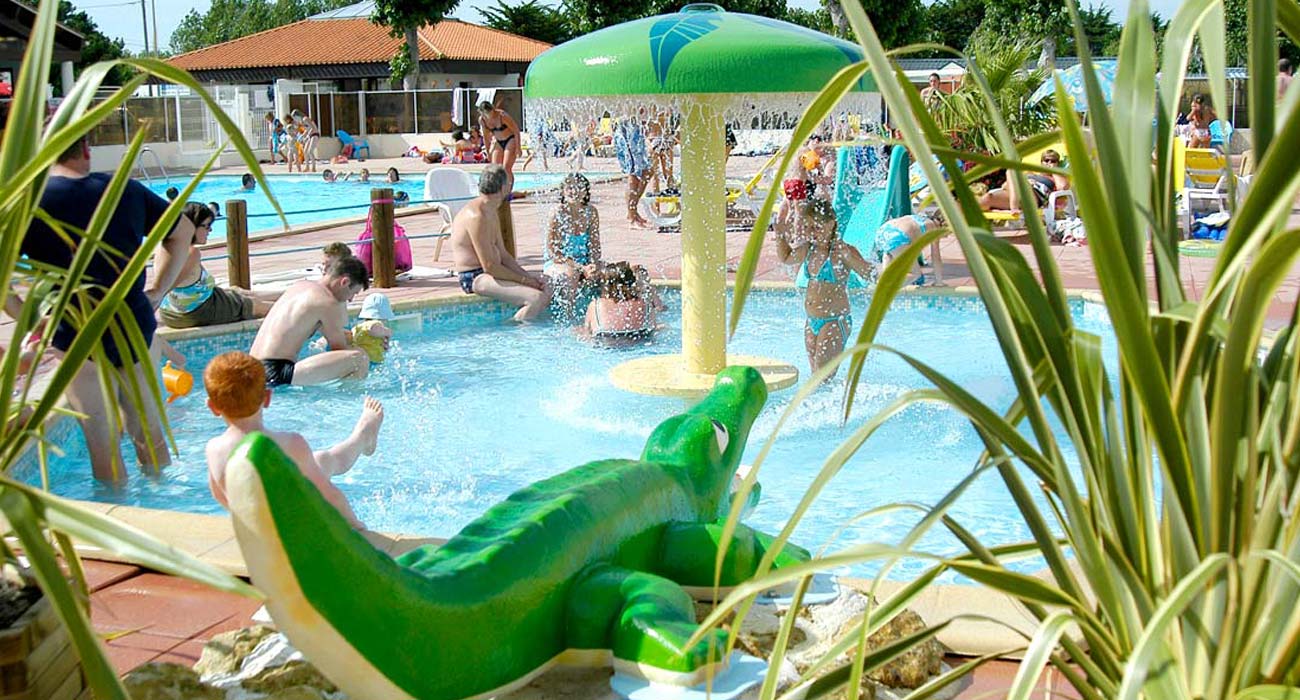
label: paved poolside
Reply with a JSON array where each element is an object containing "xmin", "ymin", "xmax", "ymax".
[{"xmin": 6, "ymin": 154, "xmax": 1292, "ymax": 696}]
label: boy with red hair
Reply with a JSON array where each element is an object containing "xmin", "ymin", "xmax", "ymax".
[{"xmin": 203, "ymin": 351, "xmax": 383, "ymax": 529}]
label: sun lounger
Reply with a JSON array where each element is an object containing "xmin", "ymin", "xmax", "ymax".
[{"xmin": 1180, "ymin": 146, "xmax": 1243, "ymax": 232}]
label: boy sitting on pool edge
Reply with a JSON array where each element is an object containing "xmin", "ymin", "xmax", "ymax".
[{"xmin": 203, "ymin": 351, "xmax": 384, "ymax": 532}]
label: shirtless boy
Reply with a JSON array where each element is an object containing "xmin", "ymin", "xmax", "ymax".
[
  {"xmin": 250, "ymin": 255, "xmax": 370, "ymax": 386},
  {"xmin": 203, "ymin": 351, "xmax": 383, "ymax": 530},
  {"xmin": 450, "ymin": 165, "xmax": 551, "ymax": 322}
]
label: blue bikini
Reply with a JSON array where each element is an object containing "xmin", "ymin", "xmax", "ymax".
[{"xmin": 801, "ymin": 252, "xmax": 852, "ymax": 339}]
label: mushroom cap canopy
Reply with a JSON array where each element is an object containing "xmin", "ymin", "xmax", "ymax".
[{"xmin": 524, "ymin": 3, "xmax": 875, "ymax": 103}]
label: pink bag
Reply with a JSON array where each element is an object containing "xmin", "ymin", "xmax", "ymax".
[{"xmin": 355, "ymin": 211, "xmax": 413, "ymax": 275}]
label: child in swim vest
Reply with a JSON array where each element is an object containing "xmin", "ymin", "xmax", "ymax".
[{"xmin": 351, "ymin": 293, "xmax": 394, "ymax": 363}]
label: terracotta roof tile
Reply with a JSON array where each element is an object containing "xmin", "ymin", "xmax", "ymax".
[{"xmin": 168, "ymin": 17, "xmax": 550, "ymax": 72}]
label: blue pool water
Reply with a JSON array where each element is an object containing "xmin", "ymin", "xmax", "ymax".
[
  {"xmin": 16, "ymin": 291, "xmax": 1117, "ymax": 580},
  {"xmin": 145, "ymin": 171, "xmax": 592, "ymax": 240}
]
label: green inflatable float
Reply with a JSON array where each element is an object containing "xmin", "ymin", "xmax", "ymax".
[{"xmin": 224, "ymin": 366, "xmax": 810, "ymax": 699}]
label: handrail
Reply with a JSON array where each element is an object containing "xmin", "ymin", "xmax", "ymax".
[{"xmin": 135, "ymin": 147, "xmax": 170, "ymax": 185}]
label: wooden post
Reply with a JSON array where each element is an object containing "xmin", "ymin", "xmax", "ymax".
[
  {"xmin": 499, "ymin": 194, "xmax": 516, "ymax": 258},
  {"xmin": 371, "ymin": 187, "xmax": 397, "ymax": 288},
  {"xmin": 224, "ymin": 199, "xmax": 250, "ymax": 290}
]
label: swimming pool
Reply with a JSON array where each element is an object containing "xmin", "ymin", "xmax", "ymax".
[
  {"xmin": 15, "ymin": 290, "xmax": 1117, "ymax": 580},
  {"xmin": 145, "ymin": 171, "xmax": 595, "ymax": 240}
]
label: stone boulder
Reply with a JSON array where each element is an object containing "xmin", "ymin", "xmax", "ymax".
[{"xmin": 123, "ymin": 663, "xmax": 224, "ymax": 700}]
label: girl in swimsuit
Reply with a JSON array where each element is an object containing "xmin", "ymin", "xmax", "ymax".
[
  {"xmin": 477, "ymin": 101, "xmax": 521, "ymax": 189},
  {"xmin": 1188, "ymin": 93, "xmax": 1216, "ymax": 149},
  {"xmin": 871, "ymin": 209, "xmax": 946, "ymax": 287},
  {"xmin": 774, "ymin": 197, "xmax": 873, "ymax": 377},
  {"xmin": 581, "ymin": 262, "xmax": 655, "ymax": 347},
  {"xmin": 292, "ymin": 109, "xmax": 320, "ymax": 173},
  {"xmin": 544, "ymin": 174, "xmax": 602, "ymax": 318},
  {"xmin": 281, "ymin": 114, "xmax": 301, "ymax": 172}
]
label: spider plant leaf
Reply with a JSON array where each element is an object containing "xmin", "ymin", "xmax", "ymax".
[
  {"xmin": 1006, "ymin": 610, "xmax": 1077, "ymax": 700},
  {"xmin": 0, "ymin": 489, "xmax": 128, "ymax": 699}
]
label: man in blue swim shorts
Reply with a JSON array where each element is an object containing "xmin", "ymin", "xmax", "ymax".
[{"xmin": 448, "ymin": 165, "xmax": 550, "ymax": 322}]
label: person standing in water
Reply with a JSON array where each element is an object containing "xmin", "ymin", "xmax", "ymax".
[
  {"xmin": 543, "ymin": 173, "xmax": 602, "ymax": 316},
  {"xmin": 773, "ymin": 197, "xmax": 873, "ymax": 377}
]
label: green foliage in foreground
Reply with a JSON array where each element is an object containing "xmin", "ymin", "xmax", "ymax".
[
  {"xmin": 1, "ymin": 0, "xmax": 282, "ymax": 696},
  {"xmin": 930, "ymin": 35, "xmax": 1056, "ymax": 155},
  {"xmin": 713, "ymin": 0, "xmax": 1300, "ymax": 696}
]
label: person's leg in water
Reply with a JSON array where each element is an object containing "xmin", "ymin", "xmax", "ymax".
[
  {"xmin": 314, "ymin": 396, "xmax": 385, "ymax": 477},
  {"xmin": 626, "ymin": 173, "xmax": 643, "ymax": 225},
  {"xmin": 290, "ymin": 348, "xmax": 370, "ymax": 386},
  {"xmin": 116, "ymin": 359, "xmax": 173, "ymax": 474},
  {"xmin": 65, "ymin": 360, "xmax": 127, "ymax": 482},
  {"xmin": 472, "ymin": 273, "xmax": 551, "ymax": 322},
  {"xmin": 805, "ymin": 315, "xmax": 848, "ymax": 379}
]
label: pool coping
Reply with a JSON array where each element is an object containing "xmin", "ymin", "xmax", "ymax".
[{"xmin": 35, "ymin": 285, "xmax": 1114, "ymax": 659}]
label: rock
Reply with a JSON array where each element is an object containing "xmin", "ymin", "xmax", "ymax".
[
  {"xmin": 123, "ymin": 662, "xmax": 224, "ymax": 700},
  {"xmin": 860, "ymin": 608, "xmax": 944, "ymax": 689},
  {"xmin": 241, "ymin": 660, "xmax": 339, "ymax": 695},
  {"xmin": 195, "ymin": 624, "xmax": 277, "ymax": 677},
  {"xmin": 255, "ymin": 686, "xmax": 331, "ymax": 700}
]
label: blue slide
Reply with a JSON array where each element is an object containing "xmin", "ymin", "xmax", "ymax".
[{"xmin": 797, "ymin": 145, "xmax": 911, "ymax": 288}]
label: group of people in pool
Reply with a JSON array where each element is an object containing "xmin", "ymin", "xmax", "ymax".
[{"xmin": 449, "ymin": 165, "xmax": 664, "ymax": 341}]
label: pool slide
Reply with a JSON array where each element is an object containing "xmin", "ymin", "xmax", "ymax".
[{"xmin": 796, "ymin": 144, "xmax": 911, "ymax": 289}]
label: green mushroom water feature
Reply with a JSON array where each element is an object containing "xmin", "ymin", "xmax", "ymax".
[
  {"xmin": 525, "ymin": 3, "xmax": 877, "ymax": 396},
  {"xmin": 225, "ymin": 367, "xmax": 812, "ymax": 699}
]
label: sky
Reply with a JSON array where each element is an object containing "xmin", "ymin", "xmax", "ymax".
[{"xmin": 78, "ymin": 0, "xmax": 1186, "ymax": 55}]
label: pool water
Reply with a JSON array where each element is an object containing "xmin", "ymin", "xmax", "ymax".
[
  {"xmin": 16, "ymin": 291, "xmax": 1117, "ymax": 580},
  {"xmin": 145, "ymin": 172, "xmax": 591, "ymax": 240}
]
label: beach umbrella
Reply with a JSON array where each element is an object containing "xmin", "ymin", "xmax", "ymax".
[
  {"xmin": 525, "ymin": 3, "xmax": 876, "ymax": 396},
  {"xmin": 1029, "ymin": 59, "xmax": 1118, "ymax": 112}
]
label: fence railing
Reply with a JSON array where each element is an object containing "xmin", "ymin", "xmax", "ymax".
[{"xmin": 288, "ymin": 87, "xmax": 526, "ymax": 138}]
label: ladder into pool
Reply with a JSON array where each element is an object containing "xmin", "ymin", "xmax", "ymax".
[{"xmin": 135, "ymin": 147, "xmax": 171, "ymax": 186}]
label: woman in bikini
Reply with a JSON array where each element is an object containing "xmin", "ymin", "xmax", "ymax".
[
  {"xmin": 292, "ymin": 109, "xmax": 320, "ymax": 172},
  {"xmin": 159, "ymin": 203, "xmax": 281, "ymax": 329},
  {"xmin": 774, "ymin": 197, "xmax": 873, "ymax": 378},
  {"xmin": 1188, "ymin": 93, "xmax": 1217, "ymax": 148},
  {"xmin": 544, "ymin": 174, "xmax": 602, "ymax": 318},
  {"xmin": 478, "ymin": 101, "xmax": 521, "ymax": 189}
]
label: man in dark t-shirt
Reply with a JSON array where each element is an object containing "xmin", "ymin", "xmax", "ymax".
[{"xmin": 11, "ymin": 135, "xmax": 194, "ymax": 482}]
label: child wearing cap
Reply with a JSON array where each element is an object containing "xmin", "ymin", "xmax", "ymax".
[{"xmin": 352, "ymin": 293, "xmax": 395, "ymax": 363}]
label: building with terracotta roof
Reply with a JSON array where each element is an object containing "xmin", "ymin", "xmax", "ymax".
[{"xmin": 168, "ymin": 0, "xmax": 551, "ymax": 90}]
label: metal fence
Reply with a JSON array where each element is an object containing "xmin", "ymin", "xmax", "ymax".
[{"xmin": 288, "ymin": 87, "xmax": 525, "ymax": 138}]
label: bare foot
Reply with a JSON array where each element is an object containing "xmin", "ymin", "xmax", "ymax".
[{"xmin": 356, "ymin": 397, "xmax": 384, "ymax": 456}]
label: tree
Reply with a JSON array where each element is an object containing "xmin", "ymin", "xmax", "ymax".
[
  {"xmin": 56, "ymin": 1, "xmax": 131, "ymax": 85},
  {"xmin": 481, "ymin": 0, "xmax": 574, "ymax": 45},
  {"xmin": 924, "ymin": 0, "xmax": 986, "ymax": 54},
  {"xmin": 979, "ymin": 0, "xmax": 1070, "ymax": 67},
  {"xmin": 371, "ymin": 0, "xmax": 461, "ymax": 89},
  {"xmin": 558, "ymin": 0, "xmax": 653, "ymax": 35},
  {"xmin": 170, "ymin": 0, "xmax": 356, "ymax": 54},
  {"xmin": 783, "ymin": 6, "xmax": 833, "ymax": 34},
  {"xmin": 1059, "ymin": 4, "xmax": 1122, "ymax": 58}
]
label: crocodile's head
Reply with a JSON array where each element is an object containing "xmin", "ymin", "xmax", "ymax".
[{"xmin": 641, "ymin": 366, "xmax": 768, "ymax": 518}]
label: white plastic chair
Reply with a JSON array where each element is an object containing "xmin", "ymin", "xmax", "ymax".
[{"xmin": 423, "ymin": 168, "xmax": 478, "ymax": 260}]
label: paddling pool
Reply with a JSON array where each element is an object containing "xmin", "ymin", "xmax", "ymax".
[{"xmin": 15, "ymin": 290, "xmax": 1117, "ymax": 580}]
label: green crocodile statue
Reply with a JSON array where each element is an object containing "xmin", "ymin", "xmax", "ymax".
[{"xmin": 223, "ymin": 366, "xmax": 809, "ymax": 700}]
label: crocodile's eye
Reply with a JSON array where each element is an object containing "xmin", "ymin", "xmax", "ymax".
[{"xmin": 710, "ymin": 419, "xmax": 730, "ymax": 454}]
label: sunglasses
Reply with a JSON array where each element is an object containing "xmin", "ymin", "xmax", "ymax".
[{"xmin": 1042, "ymin": 158, "xmax": 1060, "ymax": 165}]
